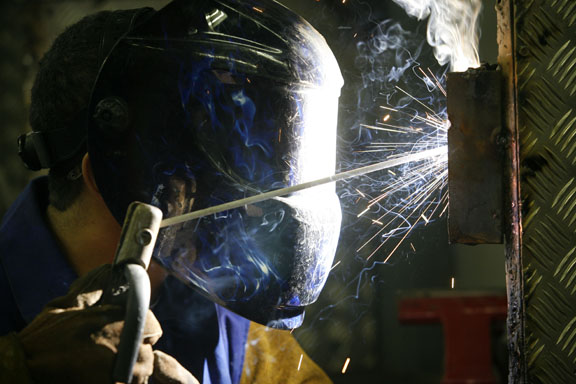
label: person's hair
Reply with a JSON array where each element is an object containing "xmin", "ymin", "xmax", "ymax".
[{"xmin": 29, "ymin": 9, "xmax": 145, "ymax": 211}]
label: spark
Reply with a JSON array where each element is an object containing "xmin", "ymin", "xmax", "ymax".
[
  {"xmin": 439, "ymin": 196, "xmax": 449, "ymax": 217},
  {"xmin": 413, "ymin": 114, "xmax": 447, "ymax": 131},
  {"xmin": 297, "ymin": 354, "xmax": 303, "ymax": 371},
  {"xmin": 252, "ymin": 6, "xmax": 264, "ymax": 13},
  {"xmin": 451, "ymin": 277, "xmax": 455, "ymax": 289},
  {"xmin": 357, "ymin": 207, "xmax": 370, "ymax": 218},
  {"xmin": 394, "ymin": 86, "xmax": 435, "ymax": 114},
  {"xmin": 361, "ymin": 123, "xmax": 407, "ymax": 134},
  {"xmin": 354, "ymin": 188, "xmax": 365, "ymax": 204},
  {"xmin": 429, "ymin": 68, "xmax": 447, "ymax": 96},
  {"xmin": 352, "ymin": 67, "xmax": 449, "ymax": 262},
  {"xmin": 416, "ymin": 67, "xmax": 447, "ymax": 98},
  {"xmin": 341, "ymin": 357, "xmax": 351, "ymax": 374},
  {"xmin": 330, "ymin": 260, "xmax": 342, "ymax": 271},
  {"xmin": 367, "ymin": 200, "xmax": 434, "ymax": 261},
  {"xmin": 356, "ymin": 166, "xmax": 446, "ymax": 225},
  {"xmin": 418, "ymin": 67, "xmax": 432, "ymax": 82}
]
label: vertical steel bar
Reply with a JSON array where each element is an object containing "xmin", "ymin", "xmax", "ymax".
[{"xmin": 496, "ymin": 0, "xmax": 526, "ymax": 382}]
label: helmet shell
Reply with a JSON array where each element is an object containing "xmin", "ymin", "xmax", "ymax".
[{"xmin": 88, "ymin": 0, "xmax": 343, "ymax": 328}]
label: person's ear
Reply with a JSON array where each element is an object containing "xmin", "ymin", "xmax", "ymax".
[{"xmin": 81, "ymin": 153, "xmax": 101, "ymax": 198}]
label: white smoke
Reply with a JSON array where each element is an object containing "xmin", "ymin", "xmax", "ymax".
[{"xmin": 392, "ymin": 0, "xmax": 482, "ymax": 72}]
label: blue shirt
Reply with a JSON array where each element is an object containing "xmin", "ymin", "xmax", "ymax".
[{"xmin": 0, "ymin": 177, "xmax": 250, "ymax": 384}]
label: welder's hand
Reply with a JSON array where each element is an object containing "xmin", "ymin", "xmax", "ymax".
[
  {"xmin": 152, "ymin": 350, "xmax": 199, "ymax": 384},
  {"xmin": 15, "ymin": 264, "xmax": 197, "ymax": 384}
]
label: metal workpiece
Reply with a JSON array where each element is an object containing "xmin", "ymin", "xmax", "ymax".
[
  {"xmin": 497, "ymin": 0, "xmax": 526, "ymax": 382},
  {"xmin": 447, "ymin": 66, "xmax": 504, "ymax": 244},
  {"xmin": 498, "ymin": 0, "xmax": 576, "ymax": 382}
]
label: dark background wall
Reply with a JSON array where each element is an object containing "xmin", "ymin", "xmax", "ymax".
[{"xmin": 0, "ymin": 1, "xmax": 503, "ymax": 382}]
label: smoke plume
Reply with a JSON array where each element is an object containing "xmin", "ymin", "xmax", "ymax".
[{"xmin": 392, "ymin": 0, "xmax": 482, "ymax": 72}]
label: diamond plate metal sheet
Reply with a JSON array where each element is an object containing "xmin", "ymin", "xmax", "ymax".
[{"xmin": 514, "ymin": 0, "xmax": 576, "ymax": 382}]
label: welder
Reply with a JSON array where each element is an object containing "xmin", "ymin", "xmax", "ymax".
[{"xmin": 0, "ymin": 0, "xmax": 344, "ymax": 382}]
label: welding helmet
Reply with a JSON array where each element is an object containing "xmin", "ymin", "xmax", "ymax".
[{"xmin": 88, "ymin": 0, "xmax": 343, "ymax": 328}]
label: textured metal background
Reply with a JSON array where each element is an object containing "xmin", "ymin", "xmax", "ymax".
[{"xmin": 511, "ymin": 0, "xmax": 576, "ymax": 382}]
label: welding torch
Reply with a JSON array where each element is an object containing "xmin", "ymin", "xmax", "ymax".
[{"xmin": 105, "ymin": 202, "xmax": 163, "ymax": 384}]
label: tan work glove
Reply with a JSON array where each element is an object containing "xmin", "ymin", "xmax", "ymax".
[{"xmin": 0, "ymin": 265, "xmax": 198, "ymax": 384}]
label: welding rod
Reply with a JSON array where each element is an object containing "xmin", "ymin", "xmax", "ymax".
[{"xmin": 160, "ymin": 145, "xmax": 447, "ymax": 228}]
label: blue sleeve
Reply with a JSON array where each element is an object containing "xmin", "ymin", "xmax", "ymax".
[{"xmin": 0, "ymin": 260, "xmax": 26, "ymax": 335}]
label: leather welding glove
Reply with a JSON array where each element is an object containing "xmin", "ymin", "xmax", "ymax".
[{"xmin": 4, "ymin": 264, "xmax": 198, "ymax": 384}]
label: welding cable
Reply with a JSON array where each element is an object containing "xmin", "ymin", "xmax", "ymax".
[
  {"xmin": 108, "ymin": 202, "xmax": 162, "ymax": 383},
  {"xmin": 112, "ymin": 263, "xmax": 151, "ymax": 384}
]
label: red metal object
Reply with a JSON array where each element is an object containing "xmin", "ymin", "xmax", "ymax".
[{"xmin": 399, "ymin": 294, "xmax": 507, "ymax": 384}]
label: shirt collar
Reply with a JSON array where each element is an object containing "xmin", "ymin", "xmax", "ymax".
[{"xmin": 0, "ymin": 177, "xmax": 77, "ymax": 323}]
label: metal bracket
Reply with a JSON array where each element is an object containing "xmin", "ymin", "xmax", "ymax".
[{"xmin": 447, "ymin": 65, "xmax": 504, "ymax": 244}]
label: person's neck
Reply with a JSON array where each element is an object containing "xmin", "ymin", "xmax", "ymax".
[
  {"xmin": 46, "ymin": 195, "xmax": 120, "ymax": 277},
  {"xmin": 46, "ymin": 192, "xmax": 168, "ymax": 297}
]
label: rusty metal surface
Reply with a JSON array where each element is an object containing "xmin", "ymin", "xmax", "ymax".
[
  {"xmin": 447, "ymin": 67, "xmax": 504, "ymax": 244},
  {"xmin": 497, "ymin": 0, "xmax": 526, "ymax": 382},
  {"xmin": 503, "ymin": 0, "xmax": 576, "ymax": 382}
]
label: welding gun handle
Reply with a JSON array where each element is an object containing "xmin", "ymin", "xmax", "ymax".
[
  {"xmin": 111, "ymin": 202, "xmax": 163, "ymax": 384},
  {"xmin": 113, "ymin": 202, "xmax": 163, "ymax": 268},
  {"xmin": 113, "ymin": 264, "xmax": 151, "ymax": 383}
]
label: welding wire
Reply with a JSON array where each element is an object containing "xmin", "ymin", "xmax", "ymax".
[{"xmin": 159, "ymin": 146, "xmax": 447, "ymax": 228}]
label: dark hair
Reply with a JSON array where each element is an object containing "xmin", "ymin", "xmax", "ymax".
[{"xmin": 29, "ymin": 9, "xmax": 148, "ymax": 211}]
